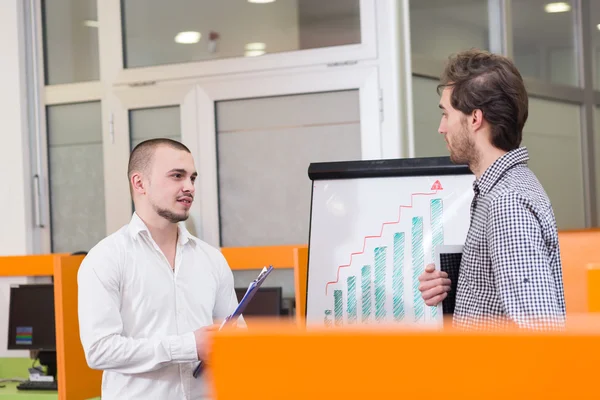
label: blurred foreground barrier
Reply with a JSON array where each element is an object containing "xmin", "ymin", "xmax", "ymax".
[{"xmin": 208, "ymin": 316, "xmax": 600, "ymax": 399}]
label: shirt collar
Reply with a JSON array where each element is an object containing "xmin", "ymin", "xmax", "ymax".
[
  {"xmin": 127, "ymin": 212, "xmax": 198, "ymax": 246},
  {"xmin": 474, "ymin": 147, "xmax": 529, "ymax": 196}
]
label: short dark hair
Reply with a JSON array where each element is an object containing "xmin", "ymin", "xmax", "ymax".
[
  {"xmin": 437, "ymin": 49, "xmax": 528, "ymax": 152},
  {"xmin": 127, "ymin": 138, "xmax": 191, "ymax": 187}
]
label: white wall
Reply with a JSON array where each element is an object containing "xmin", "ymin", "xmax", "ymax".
[{"xmin": 0, "ymin": 0, "xmax": 35, "ymax": 358}]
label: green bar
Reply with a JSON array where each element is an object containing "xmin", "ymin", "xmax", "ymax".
[
  {"xmin": 412, "ymin": 216, "xmax": 424, "ymax": 322},
  {"xmin": 347, "ymin": 276, "xmax": 357, "ymax": 324},
  {"xmin": 324, "ymin": 310, "xmax": 332, "ymax": 327},
  {"xmin": 374, "ymin": 247, "xmax": 387, "ymax": 322},
  {"xmin": 431, "ymin": 198, "xmax": 444, "ymax": 258},
  {"xmin": 334, "ymin": 290, "xmax": 343, "ymax": 326},
  {"xmin": 361, "ymin": 265, "xmax": 371, "ymax": 323},
  {"xmin": 393, "ymin": 232, "xmax": 405, "ymax": 321},
  {"xmin": 430, "ymin": 199, "xmax": 444, "ymax": 319}
]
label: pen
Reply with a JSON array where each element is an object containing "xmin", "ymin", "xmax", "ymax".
[{"xmin": 192, "ymin": 361, "xmax": 204, "ymax": 378}]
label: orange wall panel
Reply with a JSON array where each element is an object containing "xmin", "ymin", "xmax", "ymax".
[
  {"xmin": 293, "ymin": 247, "xmax": 308, "ymax": 324},
  {"xmin": 558, "ymin": 229, "xmax": 600, "ymax": 313},
  {"xmin": 53, "ymin": 255, "xmax": 102, "ymax": 400},
  {"xmin": 0, "ymin": 254, "xmax": 63, "ymax": 276},
  {"xmin": 588, "ymin": 264, "xmax": 600, "ymax": 312},
  {"xmin": 221, "ymin": 245, "xmax": 306, "ymax": 270}
]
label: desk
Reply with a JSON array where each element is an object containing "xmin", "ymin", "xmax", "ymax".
[{"xmin": 0, "ymin": 383, "xmax": 57, "ymax": 399}]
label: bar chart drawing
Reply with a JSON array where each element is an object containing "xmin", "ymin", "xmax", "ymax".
[
  {"xmin": 306, "ymin": 167, "xmax": 474, "ymax": 327},
  {"xmin": 319, "ymin": 189, "xmax": 445, "ymax": 326},
  {"xmin": 307, "ymin": 173, "xmax": 471, "ymax": 327}
]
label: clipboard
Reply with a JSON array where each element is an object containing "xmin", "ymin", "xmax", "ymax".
[
  {"xmin": 192, "ymin": 265, "xmax": 274, "ymax": 378},
  {"xmin": 219, "ymin": 265, "xmax": 274, "ymax": 329}
]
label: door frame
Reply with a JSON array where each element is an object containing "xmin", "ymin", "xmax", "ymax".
[
  {"xmin": 194, "ymin": 65, "xmax": 385, "ymax": 247},
  {"xmin": 99, "ymin": 0, "xmax": 378, "ymax": 86},
  {"xmin": 103, "ymin": 83, "xmax": 201, "ymax": 236}
]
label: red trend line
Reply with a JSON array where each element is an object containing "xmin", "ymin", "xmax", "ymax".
[{"xmin": 325, "ymin": 191, "xmax": 438, "ymax": 296}]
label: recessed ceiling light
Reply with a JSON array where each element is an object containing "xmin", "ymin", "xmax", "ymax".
[
  {"xmin": 245, "ymin": 42, "xmax": 266, "ymax": 51},
  {"xmin": 174, "ymin": 31, "xmax": 201, "ymax": 44},
  {"xmin": 248, "ymin": 0, "xmax": 276, "ymax": 3},
  {"xmin": 245, "ymin": 50, "xmax": 265, "ymax": 57},
  {"xmin": 597, "ymin": 23, "xmax": 600, "ymax": 31},
  {"xmin": 83, "ymin": 20, "xmax": 99, "ymax": 28},
  {"xmin": 544, "ymin": 2, "xmax": 571, "ymax": 13}
]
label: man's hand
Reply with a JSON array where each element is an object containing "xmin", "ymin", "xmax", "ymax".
[
  {"xmin": 418, "ymin": 263, "xmax": 451, "ymax": 306},
  {"xmin": 194, "ymin": 325, "xmax": 219, "ymax": 361}
]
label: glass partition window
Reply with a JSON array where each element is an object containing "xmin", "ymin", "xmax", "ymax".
[
  {"xmin": 590, "ymin": 0, "xmax": 600, "ymax": 89},
  {"xmin": 594, "ymin": 107, "xmax": 600, "ymax": 218},
  {"xmin": 129, "ymin": 106, "xmax": 182, "ymax": 149},
  {"xmin": 128, "ymin": 106, "xmax": 182, "ymax": 214},
  {"xmin": 521, "ymin": 98, "xmax": 584, "ymax": 229},
  {"xmin": 216, "ymin": 90, "xmax": 362, "ymax": 247},
  {"xmin": 410, "ymin": 0, "xmax": 490, "ymax": 60},
  {"xmin": 412, "ymin": 76, "xmax": 447, "ymax": 158},
  {"xmin": 121, "ymin": 0, "xmax": 361, "ymax": 68},
  {"xmin": 42, "ymin": 0, "xmax": 100, "ymax": 85},
  {"xmin": 512, "ymin": 0, "xmax": 578, "ymax": 86},
  {"xmin": 47, "ymin": 102, "xmax": 106, "ymax": 253}
]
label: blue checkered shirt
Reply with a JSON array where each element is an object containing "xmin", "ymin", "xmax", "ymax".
[{"xmin": 453, "ymin": 147, "xmax": 566, "ymax": 330}]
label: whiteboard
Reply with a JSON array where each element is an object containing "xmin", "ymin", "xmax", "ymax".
[{"xmin": 306, "ymin": 166, "xmax": 474, "ymax": 328}]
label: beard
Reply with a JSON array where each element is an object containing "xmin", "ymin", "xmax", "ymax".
[
  {"xmin": 448, "ymin": 122, "xmax": 479, "ymax": 167},
  {"xmin": 153, "ymin": 204, "xmax": 189, "ymax": 223}
]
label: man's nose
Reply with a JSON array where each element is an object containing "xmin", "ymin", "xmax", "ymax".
[
  {"xmin": 183, "ymin": 180, "xmax": 195, "ymax": 194},
  {"xmin": 438, "ymin": 122, "xmax": 445, "ymax": 135}
]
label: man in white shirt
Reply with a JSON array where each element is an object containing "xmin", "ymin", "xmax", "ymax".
[{"xmin": 77, "ymin": 138, "xmax": 240, "ymax": 400}]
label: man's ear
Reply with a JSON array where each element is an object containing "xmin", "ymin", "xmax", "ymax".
[
  {"xmin": 471, "ymin": 109, "xmax": 484, "ymax": 132},
  {"xmin": 131, "ymin": 173, "xmax": 146, "ymax": 195}
]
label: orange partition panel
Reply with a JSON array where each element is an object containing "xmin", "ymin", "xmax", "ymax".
[
  {"xmin": 0, "ymin": 254, "xmax": 63, "ymax": 276},
  {"xmin": 588, "ymin": 264, "xmax": 600, "ymax": 312},
  {"xmin": 208, "ymin": 318, "xmax": 600, "ymax": 399},
  {"xmin": 221, "ymin": 245, "xmax": 307, "ymax": 270},
  {"xmin": 293, "ymin": 247, "xmax": 308, "ymax": 324},
  {"xmin": 558, "ymin": 229, "xmax": 600, "ymax": 314},
  {"xmin": 53, "ymin": 255, "xmax": 102, "ymax": 400}
]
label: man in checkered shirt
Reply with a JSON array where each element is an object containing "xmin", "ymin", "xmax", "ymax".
[{"xmin": 418, "ymin": 49, "xmax": 566, "ymax": 331}]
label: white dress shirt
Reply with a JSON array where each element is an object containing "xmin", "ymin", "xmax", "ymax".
[{"xmin": 77, "ymin": 213, "xmax": 239, "ymax": 400}]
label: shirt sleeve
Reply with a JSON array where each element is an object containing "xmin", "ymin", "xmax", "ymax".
[
  {"xmin": 77, "ymin": 243, "xmax": 199, "ymax": 374},
  {"xmin": 486, "ymin": 192, "xmax": 565, "ymax": 330}
]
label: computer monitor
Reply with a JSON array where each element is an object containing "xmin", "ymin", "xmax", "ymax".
[
  {"xmin": 7, "ymin": 284, "xmax": 57, "ymax": 380},
  {"xmin": 235, "ymin": 287, "xmax": 282, "ymax": 317}
]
